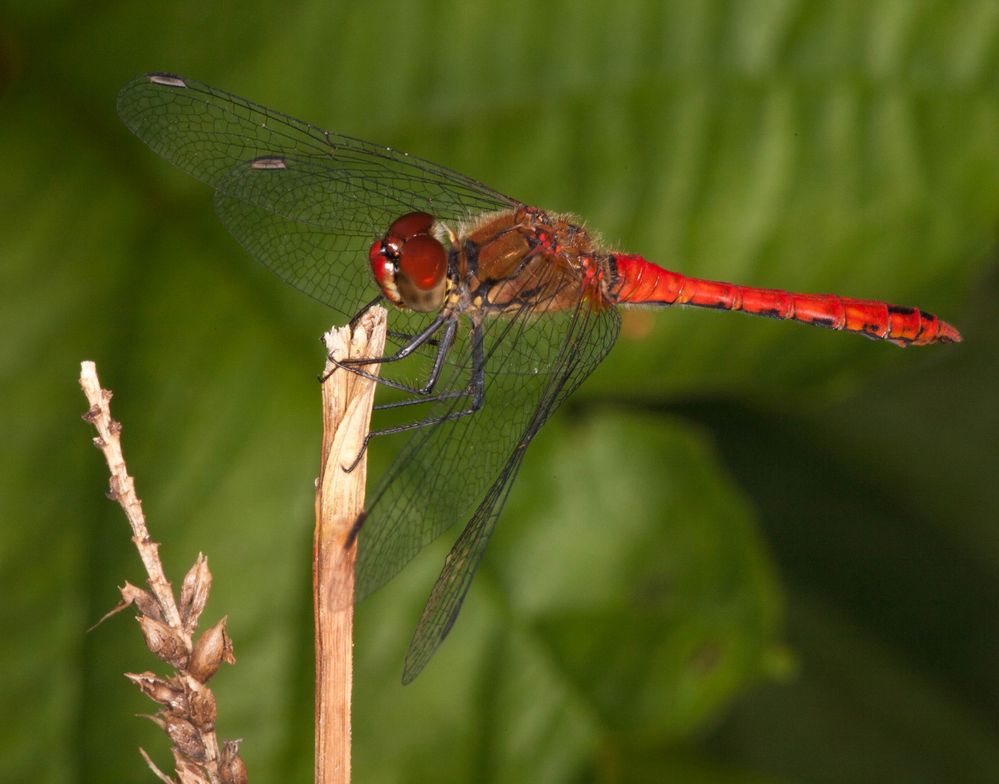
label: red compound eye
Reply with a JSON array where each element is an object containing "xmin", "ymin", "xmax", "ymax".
[
  {"xmin": 368, "ymin": 239, "xmax": 390, "ymax": 282},
  {"xmin": 388, "ymin": 211, "xmax": 435, "ymax": 240},
  {"xmin": 398, "ymin": 234, "xmax": 447, "ymax": 290}
]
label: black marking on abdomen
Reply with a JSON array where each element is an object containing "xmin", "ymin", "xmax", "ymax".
[
  {"xmin": 888, "ymin": 305, "xmax": 915, "ymax": 316},
  {"xmin": 605, "ymin": 255, "xmax": 620, "ymax": 288}
]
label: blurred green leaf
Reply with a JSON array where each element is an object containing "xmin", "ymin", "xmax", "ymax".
[{"xmin": 2, "ymin": 1, "xmax": 996, "ymax": 782}]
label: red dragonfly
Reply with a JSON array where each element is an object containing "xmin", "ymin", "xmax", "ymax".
[{"xmin": 118, "ymin": 73, "xmax": 961, "ymax": 683}]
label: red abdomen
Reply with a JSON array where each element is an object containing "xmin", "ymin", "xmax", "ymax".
[{"xmin": 608, "ymin": 254, "xmax": 961, "ymax": 347}]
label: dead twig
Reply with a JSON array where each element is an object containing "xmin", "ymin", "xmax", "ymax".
[
  {"xmin": 314, "ymin": 307, "xmax": 387, "ymax": 784},
  {"xmin": 79, "ymin": 361, "xmax": 244, "ymax": 784}
]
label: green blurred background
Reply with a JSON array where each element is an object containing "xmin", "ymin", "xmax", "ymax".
[{"xmin": 2, "ymin": 1, "xmax": 997, "ymax": 782}]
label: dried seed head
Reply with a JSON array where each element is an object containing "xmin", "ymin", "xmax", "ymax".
[
  {"xmin": 138, "ymin": 616, "xmax": 190, "ymax": 669},
  {"xmin": 174, "ymin": 754, "xmax": 210, "ymax": 784},
  {"xmin": 121, "ymin": 581, "xmax": 163, "ymax": 621},
  {"xmin": 179, "ymin": 554, "xmax": 212, "ymax": 632},
  {"xmin": 165, "ymin": 716, "xmax": 207, "ymax": 763},
  {"xmin": 220, "ymin": 740, "xmax": 248, "ymax": 784},
  {"xmin": 189, "ymin": 617, "xmax": 234, "ymax": 682},
  {"xmin": 125, "ymin": 672, "xmax": 185, "ymax": 709},
  {"xmin": 182, "ymin": 675, "xmax": 218, "ymax": 731}
]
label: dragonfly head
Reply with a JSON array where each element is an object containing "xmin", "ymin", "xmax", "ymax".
[{"xmin": 369, "ymin": 212, "xmax": 448, "ymax": 312}]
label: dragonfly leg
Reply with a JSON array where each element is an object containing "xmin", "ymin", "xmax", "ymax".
[
  {"xmin": 321, "ymin": 314, "xmax": 454, "ymax": 394},
  {"xmin": 341, "ymin": 324, "xmax": 486, "ymax": 473},
  {"xmin": 346, "ymin": 295, "xmax": 442, "ymax": 345},
  {"xmin": 373, "ymin": 387, "xmax": 472, "ymax": 413},
  {"xmin": 344, "ymin": 510, "xmax": 366, "ymax": 550},
  {"xmin": 347, "ymin": 295, "xmax": 385, "ymax": 329},
  {"xmin": 388, "ymin": 329, "xmax": 442, "ymax": 348}
]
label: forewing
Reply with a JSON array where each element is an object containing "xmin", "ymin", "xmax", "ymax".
[
  {"xmin": 213, "ymin": 180, "xmax": 380, "ymax": 320},
  {"xmin": 117, "ymin": 73, "xmax": 516, "ymax": 312},
  {"xmin": 212, "ymin": 184, "xmax": 461, "ymax": 334}
]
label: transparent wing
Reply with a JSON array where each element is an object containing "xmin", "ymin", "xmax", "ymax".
[
  {"xmin": 117, "ymin": 73, "xmax": 516, "ymax": 316},
  {"xmin": 356, "ymin": 300, "xmax": 621, "ymax": 682},
  {"xmin": 212, "ymin": 185, "xmax": 469, "ymax": 351}
]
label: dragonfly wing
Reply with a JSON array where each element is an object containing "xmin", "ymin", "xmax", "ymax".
[
  {"xmin": 213, "ymin": 181, "xmax": 380, "ymax": 319},
  {"xmin": 117, "ymin": 74, "xmax": 516, "ymax": 314},
  {"xmin": 354, "ymin": 278, "xmax": 620, "ymax": 601},
  {"xmin": 118, "ymin": 74, "xmax": 514, "ymax": 219},
  {"xmin": 391, "ymin": 301, "xmax": 621, "ymax": 682},
  {"xmin": 401, "ymin": 467, "xmax": 516, "ymax": 684}
]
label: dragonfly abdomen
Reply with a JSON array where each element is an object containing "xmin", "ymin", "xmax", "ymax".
[{"xmin": 608, "ymin": 253, "xmax": 961, "ymax": 346}]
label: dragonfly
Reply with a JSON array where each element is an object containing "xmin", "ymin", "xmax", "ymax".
[{"xmin": 118, "ymin": 73, "xmax": 962, "ymax": 683}]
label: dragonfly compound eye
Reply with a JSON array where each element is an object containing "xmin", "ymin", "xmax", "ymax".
[
  {"xmin": 368, "ymin": 238, "xmax": 404, "ymax": 306},
  {"xmin": 398, "ymin": 235, "xmax": 447, "ymax": 291},
  {"xmin": 369, "ymin": 213, "xmax": 447, "ymax": 312},
  {"xmin": 388, "ymin": 210, "xmax": 435, "ymax": 239},
  {"xmin": 395, "ymin": 234, "xmax": 447, "ymax": 312}
]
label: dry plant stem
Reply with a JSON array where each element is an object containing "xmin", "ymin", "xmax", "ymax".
[
  {"xmin": 314, "ymin": 307, "xmax": 387, "ymax": 784},
  {"xmin": 80, "ymin": 362, "xmax": 182, "ymax": 629},
  {"xmin": 79, "ymin": 361, "xmax": 242, "ymax": 784}
]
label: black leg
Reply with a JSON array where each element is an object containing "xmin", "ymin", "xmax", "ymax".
[
  {"xmin": 330, "ymin": 315, "xmax": 458, "ymax": 396},
  {"xmin": 341, "ymin": 323, "xmax": 487, "ymax": 472},
  {"xmin": 348, "ymin": 295, "xmax": 385, "ymax": 329}
]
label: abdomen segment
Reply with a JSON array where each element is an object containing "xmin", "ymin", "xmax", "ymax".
[{"xmin": 608, "ymin": 254, "xmax": 961, "ymax": 347}]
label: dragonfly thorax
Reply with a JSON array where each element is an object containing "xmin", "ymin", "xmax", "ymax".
[{"xmin": 369, "ymin": 211, "xmax": 449, "ymax": 312}]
